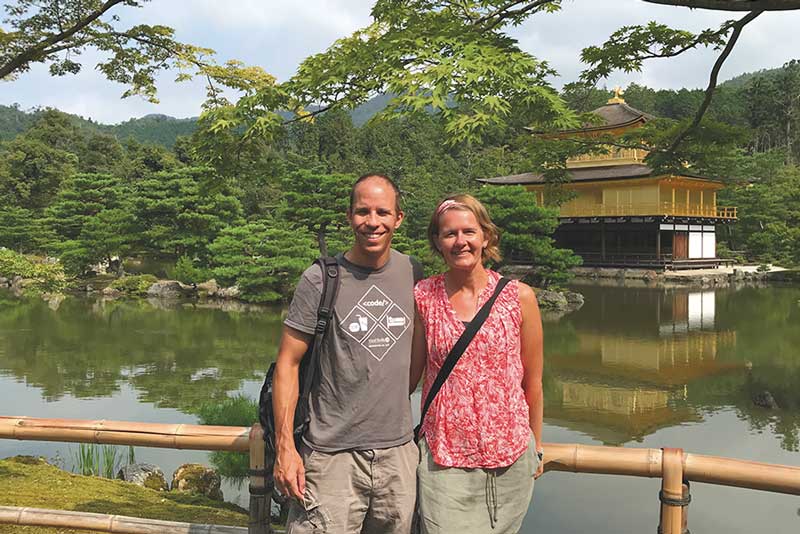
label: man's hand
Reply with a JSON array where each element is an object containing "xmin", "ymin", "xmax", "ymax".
[{"xmin": 274, "ymin": 447, "xmax": 306, "ymax": 502}]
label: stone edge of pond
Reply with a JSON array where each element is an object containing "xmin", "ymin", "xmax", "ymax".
[{"xmin": 568, "ymin": 266, "xmax": 800, "ymax": 288}]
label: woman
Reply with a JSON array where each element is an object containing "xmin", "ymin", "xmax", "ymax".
[{"xmin": 410, "ymin": 194, "xmax": 544, "ymax": 534}]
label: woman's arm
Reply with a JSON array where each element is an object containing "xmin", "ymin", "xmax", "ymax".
[
  {"xmin": 409, "ymin": 308, "xmax": 427, "ymax": 395},
  {"xmin": 519, "ymin": 282, "xmax": 544, "ymax": 478}
]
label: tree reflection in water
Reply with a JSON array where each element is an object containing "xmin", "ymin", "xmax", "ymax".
[{"xmin": 0, "ymin": 293, "xmax": 282, "ymax": 414}]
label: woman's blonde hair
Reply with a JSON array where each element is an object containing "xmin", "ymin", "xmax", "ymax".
[{"xmin": 428, "ymin": 193, "xmax": 502, "ymax": 263}]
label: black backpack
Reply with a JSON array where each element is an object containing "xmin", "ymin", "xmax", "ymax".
[{"xmin": 260, "ymin": 256, "xmax": 340, "ymax": 454}]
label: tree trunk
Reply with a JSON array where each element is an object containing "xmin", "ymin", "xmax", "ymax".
[
  {"xmin": 786, "ymin": 119, "xmax": 793, "ymax": 166},
  {"xmin": 316, "ymin": 228, "xmax": 328, "ymax": 257}
]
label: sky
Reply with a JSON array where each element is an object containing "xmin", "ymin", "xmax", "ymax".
[{"xmin": 1, "ymin": 0, "xmax": 799, "ymax": 124}]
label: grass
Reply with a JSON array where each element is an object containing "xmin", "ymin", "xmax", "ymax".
[{"xmin": 0, "ymin": 455, "xmax": 248, "ymax": 533}]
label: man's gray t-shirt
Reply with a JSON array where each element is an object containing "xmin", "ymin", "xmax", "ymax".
[{"xmin": 284, "ymin": 249, "xmax": 423, "ymax": 452}]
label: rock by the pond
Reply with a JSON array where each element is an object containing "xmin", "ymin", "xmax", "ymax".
[
  {"xmin": 753, "ymin": 390, "xmax": 780, "ymax": 410},
  {"xmin": 197, "ymin": 279, "xmax": 219, "ymax": 298},
  {"xmin": 564, "ymin": 291, "xmax": 585, "ymax": 309},
  {"xmin": 642, "ymin": 270, "xmax": 659, "ymax": 282},
  {"xmin": 102, "ymin": 286, "xmax": 122, "ymax": 298},
  {"xmin": 535, "ymin": 289, "xmax": 569, "ymax": 310},
  {"xmin": 216, "ymin": 285, "xmax": 240, "ymax": 299},
  {"xmin": 147, "ymin": 280, "xmax": 196, "ymax": 299},
  {"xmin": 43, "ymin": 293, "xmax": 64, "ymax": 311},
  {"xmin": 117, "ymin": 463, "xmax": 168, "ymax": 491},
  {"xmin": 171, "ymin": 463, "xmax": 223, "ymax": 501}
]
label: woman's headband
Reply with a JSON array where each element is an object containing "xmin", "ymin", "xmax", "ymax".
[{"xmin": 435, "ymin": 199, "xmax": 464, "ymax": 219}]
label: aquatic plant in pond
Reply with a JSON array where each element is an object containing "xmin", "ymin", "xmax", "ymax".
[
  {"xmin": 198, "ymin": 395, "xmax": 258, "ymax": 480},
  {"xmin": 72, "ymin": 444, "xmax": 136, "ymax": 478}
]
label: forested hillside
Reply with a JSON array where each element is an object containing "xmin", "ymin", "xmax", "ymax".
[{"xmin": 1, "ymin": 62, "xmax": 799, "ymax": 301}]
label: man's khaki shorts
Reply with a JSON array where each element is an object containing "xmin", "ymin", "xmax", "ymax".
[{"xmin": 286, "ymin": 440, "xmax": 418, "ymax": 534}]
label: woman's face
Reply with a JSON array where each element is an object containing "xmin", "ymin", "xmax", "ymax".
[{"xmin": 436, "ymin": 208, "xmax": 488, "ymax": 272}]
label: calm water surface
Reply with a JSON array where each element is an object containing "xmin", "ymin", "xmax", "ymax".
[{"xmin": 1, "ymin": 284, "xmax": 799, "ymax": 533}]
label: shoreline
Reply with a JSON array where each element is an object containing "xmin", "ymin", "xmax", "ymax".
[{"xmin": 567, "ymin": 265, "xmax": 799, "ymax": 289}]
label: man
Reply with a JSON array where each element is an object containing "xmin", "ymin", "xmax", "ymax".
[{"xmin": 273, "ymin": 174, "xmax": 422, "ymax": 534}]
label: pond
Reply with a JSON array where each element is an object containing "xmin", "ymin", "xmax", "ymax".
[{"xmin": 1, "ymin": 284, "xmax": 799, "ymax": 533}]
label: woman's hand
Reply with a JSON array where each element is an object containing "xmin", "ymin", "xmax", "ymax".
[{"xmin": 534, "ymin": 449, "xmax": 544, "ymax": 479}]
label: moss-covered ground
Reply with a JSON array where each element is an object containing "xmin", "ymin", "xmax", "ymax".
[{"xmin": 0, "ymin": 456, "xmax": 248, "ymax": 533}]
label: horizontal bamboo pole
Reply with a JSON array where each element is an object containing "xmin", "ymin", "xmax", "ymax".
[
  {"xmin": 545, "ymin": 442, "xmax": 663, "ymax": 478},
  {"xmin": 0, "ymin": 416, "xmax": 249, "ymax": 452},
  {"xmin": 0, "ymin": 506, "xmax": 246, "ymax": 533},
  {"xmin": 544, "ymin": 443, "xmax": 800, "ymax": 496},
  {"xmin": 683, "ymin": 453, "xmax": 800, "ymax": 495},
  {"xmin": 2, "ymin": 417, "xmax": 799, "ymax": 496}
]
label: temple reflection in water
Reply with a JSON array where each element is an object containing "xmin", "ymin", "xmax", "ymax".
[{"xmin": 546, "ymin": 285, "xmax": 739, "ymax": 445}]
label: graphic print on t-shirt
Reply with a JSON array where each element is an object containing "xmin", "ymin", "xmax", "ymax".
[{"xmin": 340, "ymin": 284, "xmax": 410, "ymax": 361}]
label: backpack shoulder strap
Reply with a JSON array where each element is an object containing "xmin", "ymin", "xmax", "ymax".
[{"xmin": 300, "ymin": 256, "xmax": 340, "ymax": 398}]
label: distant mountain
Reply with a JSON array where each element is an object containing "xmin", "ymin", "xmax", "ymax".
[
  {"xmin": 719, "ymin": 64, "xmax": 793, "ymax": 90},
  {"xmin": 0, "ymin": 104, "xmax": 37, "ymax": 141},
  {"xmin": 97, "ymin": 114, "xmax": 198, "ymax": 147},
  {"xmin": 0, "ymin": 96, "xmax": 388, "ymax": 147},
  {"xmin": 0, "ymin": 105, "xmax": 196, "ymax": 147},
  {"xmin": 2, "ymin": 62, "xmax": 794, "ymax": 146}
]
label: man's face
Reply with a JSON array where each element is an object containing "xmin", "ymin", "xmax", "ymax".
[{"xmin": 347, "ymin": 178, "xmax": 404, "ymax": 258}]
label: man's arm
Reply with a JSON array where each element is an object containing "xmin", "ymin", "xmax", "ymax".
[
  {"xmin": 519, "ymin": 282, "xmax": 544, "ymax": 479},
  {"xmin": 272, "ymin": 325, "xmax": 312, "ymax": 501}
]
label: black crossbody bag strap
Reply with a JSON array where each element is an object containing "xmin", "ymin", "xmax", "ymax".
[
  {"xmin": 299, "ymin": 257, "xmax": 339, "ymax": 405},
  {"xmin": 414, "ymin": 277, "xmax": 510, "ymax": 442}
]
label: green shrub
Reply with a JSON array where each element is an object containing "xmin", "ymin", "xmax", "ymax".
[
  {"xmin": 109, "ymin": 274, "xmax": 159, "ymax": 296},
  {"xmin": 197, "ymin": 395, "xmax": 258, "ymax": 426},
  {"xmin": 0, "ymin": 248, "xmax": 66, "ymax": 293},
  {"xmin": 198, "ymin": 395, "xmax": 258, "ymax": 480},
  {"xmin": 209, "ymin": 220, "xmax": 317, "ymax": 303},
  {"xmin": 168, "ymin": 256, "xmax": 209, "ymax": 284}
]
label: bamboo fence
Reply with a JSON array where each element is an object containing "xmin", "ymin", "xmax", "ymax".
[
  {"xmin": 2, "ymin": 416, "xmax": 800, "ymax": 534},
  {"xmin": 0, "ymin": 506, "xmax": 247, "ymax": 533},
  {"xmin": 0, "ymin": 416, "xmax": 249, "ymax": 451}
]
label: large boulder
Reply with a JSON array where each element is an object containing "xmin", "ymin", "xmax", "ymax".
[
  {"xmin": 147, "ymin": 280, "xmax": 196, "ymax": 299},
  {"xmin": 197, "ymin": 279, "xmax": 219, "ymax": 298},
  {"xmin": 534, "ymin": 289, "xmax": 569, "ymax": 311},
  {"xmin": 216, "ymin": 285, "xmax": 241, "ymax": 299},
  {"xmin": 117, "ymin": 463, "xmax": 168, "ymax": 491},
  {"xmin": 564, "ymin": 291, "xmax": 585, "ymax": 310},
  {"xmin": 102, "ymin": 286, "xmax": 122, "ymax": 299},
  {"xmin": 171, "ymin": 463, "xmax": 223, "ymax": 501}
]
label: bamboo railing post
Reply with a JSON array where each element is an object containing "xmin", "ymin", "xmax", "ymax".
[
  {"xmin": 658, "ymin": 448, "xmax": 686, "ymax": 534},
  {"xmin": 248, "ymin": 425, "xmax": 271, "ymax": 534},
  {"xmin": 680, "ymin": 482, "xmax": 691, "ymax": 534}
]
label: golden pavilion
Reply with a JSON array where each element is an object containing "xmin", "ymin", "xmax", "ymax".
[{"xmin": 480, "ymin": 90, "xmax": 738, "ymax": 269}]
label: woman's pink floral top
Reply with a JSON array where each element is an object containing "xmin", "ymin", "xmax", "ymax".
[{"xmin": 414, "ymin": 270, "xmax": 531, "ymax": 469}]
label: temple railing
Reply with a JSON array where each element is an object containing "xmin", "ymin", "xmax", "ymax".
[
  {"xmin": 566, "ymin": 148, "xmax": 649, "ymax": 167},
  {"xmin": 2, "ymin": 416, "xmax": 799, "ymax": 534},
  {"xmin": 557, "ymin": 202, "xmax": 737, "ymax": 219}
]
